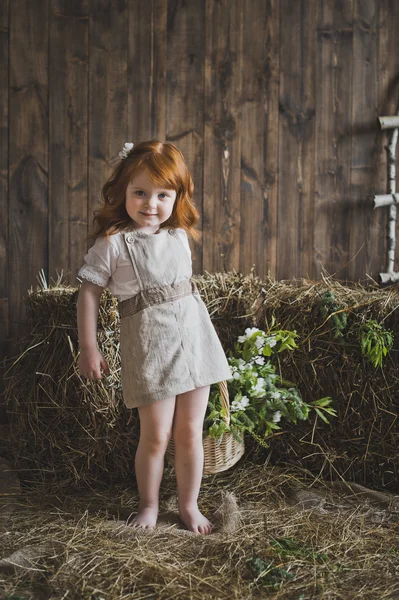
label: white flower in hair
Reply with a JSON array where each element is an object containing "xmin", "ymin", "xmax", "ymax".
[{"xmin": 118, "ymin": 142, "xmax": 134, "ymax": 160}]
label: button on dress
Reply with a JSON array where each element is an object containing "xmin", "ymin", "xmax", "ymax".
[{"xmin": 118, "ymin": 227, "xmax": 233, "ymax": 408}]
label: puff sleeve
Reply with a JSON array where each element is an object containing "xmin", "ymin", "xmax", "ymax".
[{"xmin": 77, "ymin": 236, "xmax": 118, "ymax": 289}]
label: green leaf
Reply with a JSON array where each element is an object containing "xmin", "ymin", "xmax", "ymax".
[
  {"xmin": 310, "ymin": 396, "xmax": 333, "ymax": 408},
  {"xmin": 313, "ymin": 407, "xmax": 330, "ymax": 424}
]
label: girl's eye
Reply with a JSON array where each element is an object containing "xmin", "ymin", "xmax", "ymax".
[
  {"xmin": 159, "ymin": 193, "xmax": 167, "ymax": 199},
  {"xmin": 135, "ymin": 190, "xmax": 145, "ymax": 197}
]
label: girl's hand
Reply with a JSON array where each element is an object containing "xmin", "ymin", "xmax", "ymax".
[{"xmin": 78, "ymin": 347, "xmax": 110, "ymax": 380}]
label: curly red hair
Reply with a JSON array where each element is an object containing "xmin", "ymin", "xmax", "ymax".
[{"xmin": 87, "ymin": 140, "xmax": 201, "ymax": 243}]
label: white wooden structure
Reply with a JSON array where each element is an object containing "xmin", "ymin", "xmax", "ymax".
[{"xmin": 374, "ymin": 112, "xmax": 399, "ymax": 283}]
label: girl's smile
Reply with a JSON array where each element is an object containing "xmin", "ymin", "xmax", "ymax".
[{"xmin": 126, "ymin": 170, "xmax": 177, "ymax": 233}]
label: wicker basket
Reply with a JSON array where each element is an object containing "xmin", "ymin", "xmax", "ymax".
[{"xmin": 165, "ymin": 380, "xmax": 245, "ymax": 474}]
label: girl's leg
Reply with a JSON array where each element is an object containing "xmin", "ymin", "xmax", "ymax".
[
  {"xmin": 172, "ymin": 385, "xmax": 212, "ymax": 534},
  {"xmin": 130, "ymin": 396, "xmax": 176, "ymax": 529}
]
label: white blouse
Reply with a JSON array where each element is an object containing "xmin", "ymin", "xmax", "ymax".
[{"xmin": 76, "ymin": 227, "xmax": 192, "ymax": 302}]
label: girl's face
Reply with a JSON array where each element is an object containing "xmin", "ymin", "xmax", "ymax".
[{"xmin": 125, "ymin": 169, "xmax": 177, "ymax": 232}]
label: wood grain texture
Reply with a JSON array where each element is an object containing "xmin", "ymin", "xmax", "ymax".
[
  {"xmin": 203, "ymin": 0, "xmax": 243, "ymax": 274},
  {"xmin": 9, "ymin": 0, "xmax": 48, "ymax": 338},
  {"xmin": 128, "ymin": 0, "xmax": 167, "ymax": 141},
  {"xmin": 278, "ymin": 0, "xmax": 317, "ymax": 280},
  {"xmin": 0, "ymin": 0, "xmax": 8, "ymax": 405},
  {"xmin": 3, "ymin": 0, "xmax": 399, "ymax": 409},
  {"xmin": 348, "ymin": 0, "xmax": 381, "ymax": 281},
  {"xmin": 0, "ymin": 0, "xmax": 8, "ymax": 348},
  {"xmin": 166, "ymin": 0, "xmax": 205, "ymax": 274},
  {"xmin": 314, "ymin": 0, "xmax": 354, "ymax": 280},
  {"xmin": 88, "ymin": 0, "xmax": 128, "ymax": 248},
  {"xmin": 49, "ymin": 0, "xmax": 88, "ymax": 282},
  {"xmin": 240, "ymin": 0, "xmax": 279, "ymax": 278}
]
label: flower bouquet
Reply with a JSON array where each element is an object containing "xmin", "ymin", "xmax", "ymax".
[
  {"xmin": 204, "ymin": 319, "xmax": 335, "ymax": 450},
  {"xmin": 166, "ymin": 320, "xmax": 335, "ymax": 474}
]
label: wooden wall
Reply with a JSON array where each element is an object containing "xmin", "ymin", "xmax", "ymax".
[{"xmin": 2, "ymin": 0, "xmax": 399, "ymax": 370}]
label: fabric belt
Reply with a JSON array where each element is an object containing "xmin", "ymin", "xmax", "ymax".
[{"xmin": 118, "ymin": 278, "xmax": 199, "ymax": 318}]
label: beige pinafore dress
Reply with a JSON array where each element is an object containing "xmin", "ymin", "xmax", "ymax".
[{"xmin": 118, "ymin": 227, "xmax": 232, "ymax": 408}]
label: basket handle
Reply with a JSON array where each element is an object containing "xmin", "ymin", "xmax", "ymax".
[{"xmin": 218, "ymin": 380, "xmax": 230, "ymax": 426}]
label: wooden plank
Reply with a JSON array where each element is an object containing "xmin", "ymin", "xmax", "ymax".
[
  {"xmin": 0, "ymin": 0, "xmax": 9, "ymax": 412},
  {"xmin": 88, "ymin": 0, "xmax": 128, "ymax": 244},
  {"xmin": 348, "ymin": 0, "xmax": 380, "ymax": 281},
  {"xmin": 240, "ymin": 0, "xmax": 279, "ymax": 279},
  {"xmin": 314, "ymin": 0, "xmax": 354, "ymax": 280},
  {"xmin": 9, "ymin": 0, "xmax": 48, "ymax": 338},
  {"xmin": 203, "ymin": 0, "xmax": 243, "ymax": 274},
  {"xmin": 377, "ymin": 0, "xmax": 399, "ymax": 273},
  {"xmin": 0, "ymin": 0, "xmax": 9, "ymax": 345},
  {"xmin": 277, "ymin": 0, "xmax": 317, "ymax": 280},
  {"xmin": 128, "ymin": 0, "xmax": 167, "ymax": 142},
  {"xmin": 166, "ymin": 0, "xmax": 205, "ymax": 274},
  {"xmin": 49, "ymin": 0, "xmax": 88, "ymax": 284}
]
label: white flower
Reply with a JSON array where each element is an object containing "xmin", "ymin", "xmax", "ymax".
[
  {"xmin": 270, "ymin": 391, "xmax": 281, "ymax": 399},
  {"xmin": 251, "ymin": 378, "xmax": 266, "ymax": 396},
  {"xmin": 238, "ymin": 327, "xmax": 261, "ymax": 343},
  {"xmin": 272, "ymin": 411, "xmax": 281, "ymax": 423},
  {"xmin": 268, "ymin": 338, "xmax": 277, "ymax": 348},
  {"xmin": 253, "ymin": 388, "xmax": 265, "ymax": 397},
  {"xmin": 240, "ymin": 396, "xmax": 250, "ymax": 408},
  {"xmin": 245, "ymin": 327, "xmax": 261, "ymax": 337},
  {"xmin": 254, "ymin": 356, "xmax": 265, "ymax": 366},
  {"xmin": 233, "ymin": 372, "xmax": 241, "ymax": 380},
  {"xmin": 255, "ymin": 336, "xmax": 265, "ymax": 349},
  {"xmin": 231, "ymin": 396, "xmax": 250, "ymax": 412},
  {"xmin": 231, "ymin": 400, "xmax": 241, "ymax": 412},
  {"xmin": 119, "ymin": 142, "xmax": 134, "ymax": 160},
  {"xmin": 236, "ymin": 358, "xmax": 248, "ymax": 371}
]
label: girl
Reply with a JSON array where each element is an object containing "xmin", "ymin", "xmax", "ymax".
[{"xmin": 76, "ymin": 140, "xmax": 232, "ymax": 535}]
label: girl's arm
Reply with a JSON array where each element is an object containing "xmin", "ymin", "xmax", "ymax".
[
  {"xmin": 77, "ymin": 281, "xmax": 103, "ymax": 349},
  {"xmin": 77, "ymin": 281, "xmax": 110, "ymax": 378}
]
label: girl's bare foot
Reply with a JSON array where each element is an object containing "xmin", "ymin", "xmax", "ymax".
[
  {"xmin": 179, "ymin": 506, "xmax": 213, "ymax": 535},
  {"xmin": 127, "ymin": 505, "xmax": 158, "ymax": 530}
]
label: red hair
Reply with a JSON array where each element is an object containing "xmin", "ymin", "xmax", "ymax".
[{"xmin": 87, "ymin": 140, "xmax": 201, "ymax": 243}]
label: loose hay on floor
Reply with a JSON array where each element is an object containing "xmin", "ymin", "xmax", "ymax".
[{"xmin": 1, "ymin": 460, "xmax": 399, "ymax": 600}]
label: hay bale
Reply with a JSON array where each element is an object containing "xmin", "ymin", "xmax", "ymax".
[
  {"xmin": 4, "ymin": 270, "xmax": 399, "ymax": 491},
  {"xmin": 3, "ymin": 272, "xmax": 256, "ymax": 485},
  {"xmin": 4, "ymin": 285, "xmax": 139, "ymax": 484},
  {"xmin": 249, "ymin": 273, "xmax": 399, "ymax": 492},
  {"xmin": 0, "ymin": 456, "xmax": 21, "ymax": 522}
]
